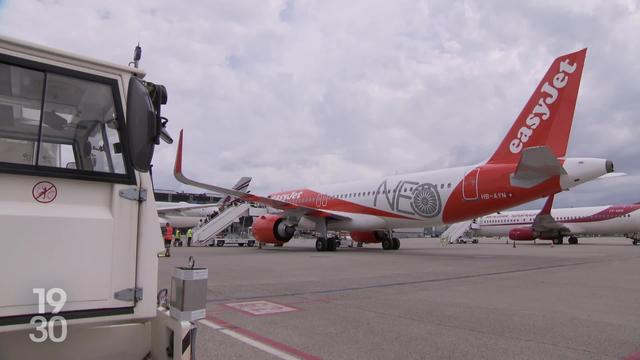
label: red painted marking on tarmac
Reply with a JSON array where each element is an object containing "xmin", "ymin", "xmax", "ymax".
[
  {"xmin": 206, "ymin": 315, "xmax": 322, "ymax": 360},
  {"xmin": 625, "ymin": 351, "xmax": 640, "ymax": 360}
]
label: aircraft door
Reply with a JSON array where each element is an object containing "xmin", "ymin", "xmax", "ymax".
[{"xmin": 463, "ymin": 167, "xmax": 480, "ymax": 200}]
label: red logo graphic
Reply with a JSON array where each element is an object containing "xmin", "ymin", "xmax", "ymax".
[{"xmin": 32, "ymin": 181, "xmax": 57, "ymax": 203}]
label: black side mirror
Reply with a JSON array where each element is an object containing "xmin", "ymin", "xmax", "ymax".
[
  {"xmin": 126, "ymin": 77, "xmax": 157, "ymax": 172},
  {"xmin": 145, "ymin": 81, "xmax": 172, "ymax": 145}
]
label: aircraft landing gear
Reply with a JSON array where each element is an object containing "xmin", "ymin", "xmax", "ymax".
[
  {"xmin": 633, "ymin": 239, "xmax": 638, "ymax": 246},
  {"xmin": 553, "ymin": 236, "xmax": 564, "ymax": 245},
  {"xmin": 382, "ymin": 236, "xmax": 400, "ymax": 250},
  {"xmin": 568, "ymin": 236, "xmax": 578, "ymax": 245},
  {"xmin": 381, "ymin": 237, "xmax": 393, "ymax": 250},
  {"xmin": 315, "ymin": 237, "xmax": 337, "ymax": 251}
]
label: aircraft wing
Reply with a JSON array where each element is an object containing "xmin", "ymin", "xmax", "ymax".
[
  {"xmin": 157, "ymin": 203, "xmax": 216, "ymax": 213},
  {"xmin": 531, "ymin": 194, "xmax": 570, "ymax": 233},
  {"xmin": 174, "ymin": 130, "xmax": 350, "ymax": 221}
]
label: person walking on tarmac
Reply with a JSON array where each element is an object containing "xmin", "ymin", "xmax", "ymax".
[
  {"xmin": 163, "ymin": 223, "xmax": 174, "ymax": 256},
  {"xmin": 187, "ymin": 228, "xmax": 193, "ymax": 247},
  {"xmin": 175, "ymin": 229, "xmax": 181, "ymax": 247}
]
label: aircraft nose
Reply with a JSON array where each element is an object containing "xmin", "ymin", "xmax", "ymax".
[{"xmin": 606, "ymin": 159, "xmax": 614, "ymax": 173}]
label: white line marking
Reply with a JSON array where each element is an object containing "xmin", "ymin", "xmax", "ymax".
[{"xmin": 199, "ymin": 319, "xmax": 301, "ymax": 360}]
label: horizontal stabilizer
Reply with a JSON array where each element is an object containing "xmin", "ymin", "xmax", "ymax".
[
  {"xmin": 510, "ymin": 146, "xmax": 566, "ymax": 188},
  {"xmin": 596, "ymin": 172, "xmax": 627, "ymax": 180}
]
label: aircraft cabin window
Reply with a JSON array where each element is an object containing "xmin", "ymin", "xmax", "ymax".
[
  {"xmin": 440, "ymin": 184, "xmax": 444, "ymax": 189},
  {"xmin": 447, "ymin": 183, "xmax": 451, "ymax": 188},
  {"xmin": 0, "ymin": 61, "xmax": 132, "ymax": 183}
]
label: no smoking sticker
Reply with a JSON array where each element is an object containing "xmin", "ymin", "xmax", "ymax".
[{"xmin": 32, "ymin": 181, "xmax": 57, "ymax": 203}]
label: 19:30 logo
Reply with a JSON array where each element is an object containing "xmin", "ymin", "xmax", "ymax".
[{"xmin": 29, "ymin": 288, "xmax": 68, "ymax": 343}]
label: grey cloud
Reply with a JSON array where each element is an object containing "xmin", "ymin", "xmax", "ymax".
[{"xmin": 1, "ymin": 0, "xmax": 638, "ymax": 206}]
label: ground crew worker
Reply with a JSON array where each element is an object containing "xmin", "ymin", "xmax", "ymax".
[
  {"xmin": 163, "ymin": 223, "xmax": 174, "ymax": 256},
  {"xmin": 175, "ymin": 229, "xmax": 181, "ymax": 247},
  {"xmin": 187, "ymin": 228, "xmax": 193, "ymax": 247}
]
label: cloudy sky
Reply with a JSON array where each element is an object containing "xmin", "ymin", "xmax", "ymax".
[{"xmin": 1, "ymin": 0, "xmax": 638, "ymax": 209}]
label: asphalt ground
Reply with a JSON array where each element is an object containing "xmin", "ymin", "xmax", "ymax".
[{"xmin": 158, "ymin": 237, "xmax": 640, "ymax": 360}]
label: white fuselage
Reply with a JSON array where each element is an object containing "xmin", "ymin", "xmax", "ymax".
[
  {"xmin": 156, "ymin": 201, "xmax": 219, "ymax": 228},
  {"xmin": 276, "ymin": 158, "xmax": 612, "ymax": 232},
  {"xmin": 475, "ymin": 205, "xmax": 640, "ymax": 237}
]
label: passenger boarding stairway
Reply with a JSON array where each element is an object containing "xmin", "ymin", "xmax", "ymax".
[
  {"xmin": 193, "ymin": 203, "xmax": 251, "ymax": 245},
  {"xmin": 440, "ymin": 220, "xmax": 475, "ymax": 244}
]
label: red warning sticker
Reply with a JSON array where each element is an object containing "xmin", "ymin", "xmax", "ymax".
[{"xmin": 32, "ymin": 181, "xmax": 57, "ymax": 203}]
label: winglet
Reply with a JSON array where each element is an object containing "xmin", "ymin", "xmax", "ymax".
[
  {"xmin": 173, "ymin": 129, "xmax": 249, "ymax": 198},
  {"xmin": 539, "ymin": 194, "xmax": 555, "ymax": 215},
  {"xmin": 174, "ymin": 129, "xmax": 184, "ymax": 177},
  {"xmin": 488, "ymin": 48, "xmax": 587, "ymax": 164}
]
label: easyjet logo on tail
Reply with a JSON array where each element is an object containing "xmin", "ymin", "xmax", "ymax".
[{"xmin": 509, "ymin": 58, "xmax": 578, "ymax": 154}]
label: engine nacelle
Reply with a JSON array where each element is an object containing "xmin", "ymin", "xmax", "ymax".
[
  {"xmin": 252, "ymin": 214, "xmax": 296, "ymax": 244},
  {"xmin": 350, "ymin": 231, "xmax": 389, "ymax": 244},
  {"xmin": 508, "ymin": 227, "xmax": 538, "ymax": 241}
]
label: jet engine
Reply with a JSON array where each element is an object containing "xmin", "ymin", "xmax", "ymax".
[
  {"xmin": 508, "ymin": 227, "xmax": 538, "ymax": 241},
  {"xmin": 350, "ymin": 231, "xmax": 389, "ymax": 243},
  {"xmin": 252, "ymin": 215, "xmax": 296, "ymax": 244}
]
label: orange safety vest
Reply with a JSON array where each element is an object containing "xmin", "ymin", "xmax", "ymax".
[{"xmin": 164, "ymin": 226, "xmax": 174, "ymax": 240}]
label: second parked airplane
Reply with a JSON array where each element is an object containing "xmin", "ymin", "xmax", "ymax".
[
  {"xmin": 176, "ymin": 48, "xmax": 615, "ymax": 251},
  {"xmin": 472, "ymin": 194, "xmax": 640, "ymax": 245}
]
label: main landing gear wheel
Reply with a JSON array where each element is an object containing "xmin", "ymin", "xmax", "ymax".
[
  {"xmin": 633, "ymin": 239, "xmax": 638, "ymax": 246},
  {"xmin": 327, "ymin": 238, "xmax": 337, "ymax": 251},
  {"xmin": 391, "ymin": 237, "xmax": 400, "ymax": 250},
  {"xmin": 553, "ymin": 236, "xmax": 564, "ymax": 245},
  {"xmin": 382, "ymin": 237, "xmax": 393, "ymax": 250},
  {"xmin": 316, "ymin": 237, "xmax": 327, "ymax": 251},
  {"xmin": 568, "ymin": 236, "xmax": 578, "ymax": 245}
]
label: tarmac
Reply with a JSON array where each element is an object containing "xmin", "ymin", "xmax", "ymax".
[{"xmin": 158, "ymin": 237, "xmax": 640, "ymax": 360}]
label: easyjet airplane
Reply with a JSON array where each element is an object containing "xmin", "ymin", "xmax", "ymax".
[
  {"xmin": 471, "ymin": 195, "xmax": 640, "ymax": 245},
  {"xmin": 175, "ymin": 48, "xmax": 615, "ymax": 251}
]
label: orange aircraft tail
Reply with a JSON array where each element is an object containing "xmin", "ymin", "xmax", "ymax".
[{"xmin": 488, "ymin": 49, "xmax": 587, "ymax": 164}]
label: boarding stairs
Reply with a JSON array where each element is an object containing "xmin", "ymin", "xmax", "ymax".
[
  {"xmin": 192, "ymin": 203, "xmax": 251, "ymax": 245},
  {"xmin": 441, "ymin": 220, "xmax": 475, "ymax": 244}
]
